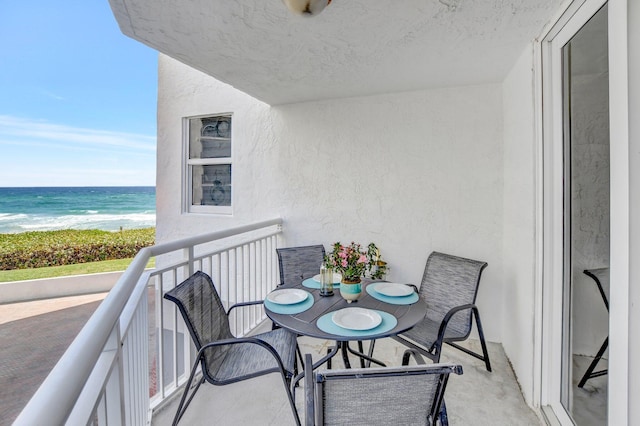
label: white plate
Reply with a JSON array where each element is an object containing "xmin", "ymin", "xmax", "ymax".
[
  {"xmin": 312, "ymin": 273, "xmax": 342, "ymax": 284},
  {"xmin": 332, "ymin": 307, "xmax": 382, "ymax": 331},
  {"xmin": 267, "ymin": 289, "xmax": 308, "ymax": 305},
  {"xmin": 375, "ymin": 283, "xmax": 414, "ymax": 297}
]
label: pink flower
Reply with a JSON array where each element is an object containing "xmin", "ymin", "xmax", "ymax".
[{"xmin": 326, "ymin": 241, "xmax": 383, "ymax": 280}]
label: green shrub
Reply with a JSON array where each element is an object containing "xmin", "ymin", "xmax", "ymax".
[{"xmin": 0, "ymin": 228, "xmax": 155, "ymax": 270}]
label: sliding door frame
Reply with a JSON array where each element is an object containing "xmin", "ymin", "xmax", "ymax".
[{"xmin": 536, "ymin": 0, "xmax": 630, "ymax": 424}]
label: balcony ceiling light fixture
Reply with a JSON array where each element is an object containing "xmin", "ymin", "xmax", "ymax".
[{"xmin": 283, "ymin": 0, "xmax": 332, "ymax": 17}]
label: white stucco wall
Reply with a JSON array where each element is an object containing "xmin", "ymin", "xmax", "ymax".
[
  {"xmin": 157, "ymin": 54, "xmax": 505, "ymax": 343},
  {"xmin": 501, "ymin": 45, "xmax": 538, "ymax": 406}
]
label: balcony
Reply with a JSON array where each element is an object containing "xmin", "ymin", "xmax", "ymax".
[
  {"xmin": 13, "ymin": 219, "xmax": 544, "ymax": 424},
  {"xmin": 150, "ymin": 336, "xmax": 539, "ymax": 425}
]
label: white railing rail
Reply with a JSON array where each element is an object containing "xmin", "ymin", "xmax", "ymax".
[{"xmin": 14, "ymin": 218, "xmax": 283, "ymax": 426}]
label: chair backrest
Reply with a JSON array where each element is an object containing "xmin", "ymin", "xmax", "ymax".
[
  {"xmin": 276, "ymin": 244, "xmax": 326, "ymax": 286},
  {"xmin": 163, "ymin": 271, "xmax": 233, "ymax": 379},
  {"xmin": 583, "ymin": 268, "xmax": 610, "ymax": 310},
  {"xmin": 306, "ymin": 354, "xmax": 462, "ymax": 426},
  {"xmin": 420, "ymin": 252, "xmax": 488, "ymax": 337}
]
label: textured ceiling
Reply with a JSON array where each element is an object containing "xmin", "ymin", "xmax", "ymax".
[{"xmin": 109, "ymin": 0, "xmax": 563, "ymax": 105}]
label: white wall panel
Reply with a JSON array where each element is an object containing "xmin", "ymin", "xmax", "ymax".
[
  {"xmin": 501, "ymin": 45, "xmax": 538, "ymax": 406},
  {"xmin": 157, "ymin": 54, "xmax": 504, "ymax": 341}
]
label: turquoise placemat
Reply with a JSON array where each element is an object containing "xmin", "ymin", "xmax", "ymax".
[
  {"xmin": 264, "ymin": 290, "xmax": 314, "ymax": 314},
  {"xmin": 366, "ymin": 283, "xmax": 419, "ymax": 305},
  {"xmin": 317, "ymin": 309, "xmax": 397, "ymax": 337},
  {"xmin": 302, "ymin": 278, "xmax": 341, "ymax": 290}
]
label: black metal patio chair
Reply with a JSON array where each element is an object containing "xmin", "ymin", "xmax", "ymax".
[
  {"xmin": 163, "ymin": 271, "xmax": 301, "ymax": 425},
  {"xmin": 276, "ymin": 244, "xmax": 326, "ymax": 287},
  {"xmin": 276, "ymin": 244, "xmax": 327, "ymax": 366},
  {"xmin": 386, "ymin": 251, "xmax": 492, "ymax": 371},
  {"xmin": 578, "ymin": 267, "xmax": 609, "ymax": 388},
  {"xmin": 303, "ymin": 353, "xmax": 462, "ymax": 425}
]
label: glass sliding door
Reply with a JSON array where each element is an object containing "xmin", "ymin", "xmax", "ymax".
[
  {"xmin": 565, "ymin": 6, "xmax": 610, "ymax": 424},
  {"xmin": 541, "ymin": 1, "xmax": 610, "ymax": 424}
]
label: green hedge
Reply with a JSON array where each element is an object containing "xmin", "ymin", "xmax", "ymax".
[{"xmin": 0, "ymin": 228, "xmax": 155, "ymax": 270}]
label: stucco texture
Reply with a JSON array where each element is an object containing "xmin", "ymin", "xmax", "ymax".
[{"xmin": 157, "ymin": 54, "xmax": 504, "ymax": 340}]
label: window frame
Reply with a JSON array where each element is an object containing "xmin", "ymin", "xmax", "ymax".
[{"xmin": 183, "ymin": 113, "xmax": 233, "ymax": 215}]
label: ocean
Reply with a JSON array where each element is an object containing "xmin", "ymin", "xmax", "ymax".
[{"xmin": 0, "ymin": 187, "xmax": 156, "ymax": 234}]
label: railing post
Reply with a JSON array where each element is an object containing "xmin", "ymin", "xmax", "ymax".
[
  {"xmin": 107, "ymin": 322, "xmax": 126, "ymax": 425},
  {"xmin": 187, "ymin": 246, "xmax": 195, "ymax": 276}
]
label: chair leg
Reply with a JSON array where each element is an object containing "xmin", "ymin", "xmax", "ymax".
[
  {"xmin": 172, "ymin": 364, "xmax": 206, "ymax": 426},
  {"xmin": 473, "ymin": 308, "xmax": 492, "ymax": 372},
  {"xmin": 340, "ymin": 342, "xmax": 352, "ymax": 368},
  {"xmin": 438, "ymin": 400, "xmax": 449, "ymax": 426},
  {"xmin": 446, "ymin": 314, "xmax": 492, "ymax": 371},
  {"xmin": 345, "ymin": 341, "xmax": 386, "ymax": 367},
  {"xmin": 297, "ymin": 344, "xmax": 304, "ymax": 367},
  {"xmin": 294, "ymin": 343, "xmax": 304, "ymax": 379},
  {"xmin": 445, "ymin": 308, "xmax": 493, "ymax": 372},
  {"xmin": 402, "ymin": 350, "xmax": 411, "ymax": 366},
  {"xmin": 281, "ymin": 374, "xmax": 301, "ymax": 426},
  {"xmin": 365, "ymin": 339, "xmax": 376, "ymax": 368},
  {"xmin": 578, "ymin": 337, "xmax": 609, "ymax": 388}
]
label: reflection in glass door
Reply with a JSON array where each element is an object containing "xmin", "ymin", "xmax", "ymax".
[{"xmin": 561, "ymin": 4, "xmax": 609, "ymax": 424}]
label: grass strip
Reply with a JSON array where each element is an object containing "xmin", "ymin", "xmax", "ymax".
[{"xmin": 0, "ymin": 257, "xmax": 156, "ymax": 283}]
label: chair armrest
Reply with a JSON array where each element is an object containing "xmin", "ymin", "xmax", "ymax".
[
  {"xmin": 304, "ymin": 354, "xmax": 314, "ymax": 426},
  {"xmin": 227, "ymin": 300, "xmax": 264, "ymax": 314},
  {"xmin": 199, "ymin": 335, "xmax": 275, "ymax": 350},
  {"xmin": 402, "ymin": 348, "xmax": 427, "ymax": 365},
  {"xmin": 197, "ymin": 336, "xmax": 288, "ymax": 372},
  {"xmin": 434, "ymin": 303, "xmax": 477, "ymax": 349}
]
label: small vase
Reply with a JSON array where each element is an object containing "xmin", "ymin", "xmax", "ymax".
[
  {"xmin": 319, "ymin": 265, "xmax": 334, "ymax": 297},
  {"xmin": 340, "ymin": 278, "xmax": 362, "ymax": 303}
]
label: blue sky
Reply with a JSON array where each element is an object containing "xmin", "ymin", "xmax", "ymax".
[{"xmin": 0, "ymin": 1, "xmax": 157, "ymax": 187}]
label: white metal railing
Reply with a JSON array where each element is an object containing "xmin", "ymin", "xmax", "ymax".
[{"xmin": 14, "ymin": 218, "xmax": 283, "ymax": 425}]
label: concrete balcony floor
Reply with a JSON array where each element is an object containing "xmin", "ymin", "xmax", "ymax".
[
  {"xmin": 3, "ymin": 294, "xmax": 533, "ymax": 425},
  {"xmin": 151, "ymin": 334, "xmax": 542, "ymax": 426},
  {"xmin": 1, "ymin": 295, "xmax": 605, "ymax": 425}
]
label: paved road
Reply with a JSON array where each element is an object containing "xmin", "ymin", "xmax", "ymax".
[{"xmin": 0, "ymin": 295, "xmax": 106, "ymax": 425}]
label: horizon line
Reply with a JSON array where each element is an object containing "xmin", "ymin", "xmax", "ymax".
[{"xmin": 0, "ymin": 185, "xmax": 156, "ymax": 189}]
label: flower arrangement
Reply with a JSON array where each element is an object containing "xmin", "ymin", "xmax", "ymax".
[
  {"xmin": 367, "ymin": 243, "xmax": 388, "ymax": 280},
  {"xmin": 324, "ymin": 242, "xmax": 387, "ymax": 281}
]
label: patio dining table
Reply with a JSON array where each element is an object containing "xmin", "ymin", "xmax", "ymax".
[{"xmin": 264, "ymin": 278, "xmax": 427, "ymax": 371}]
